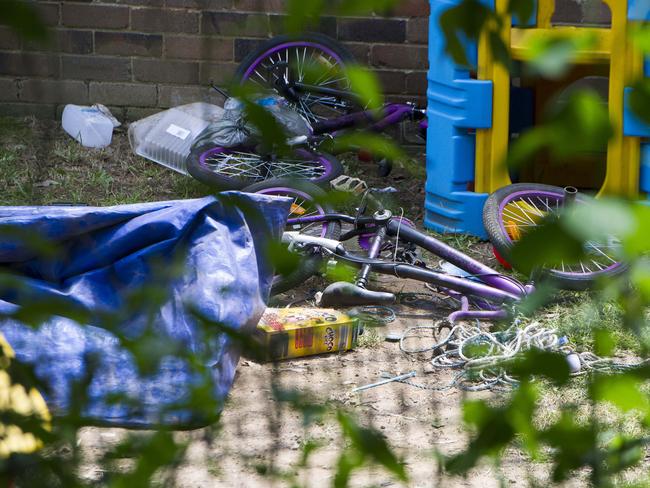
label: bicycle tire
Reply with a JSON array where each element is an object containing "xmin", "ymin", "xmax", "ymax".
[
  {"xmin": 483, "ymin": 183, "xmax": 626, "ymax": 290},
  {"xmin": 235, "ymin": 33, "xmax": 356, "ymax": 123},
  {"xmin": 187, "ymin": 145, "xmax": 343, "ymax": 191},
  {"xmin": 243, "ymin": 178, "xmax": 341, "ymax": 295}
]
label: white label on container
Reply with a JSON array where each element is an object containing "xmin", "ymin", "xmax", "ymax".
[{"xmin": 166, "ymin": 124, "xmax": 191, "ymax": 140}]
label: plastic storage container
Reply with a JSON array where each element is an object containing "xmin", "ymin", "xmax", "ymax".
[
  {"xmin": 128, "ymin": 103, "xmax": 224, "ymax": 174},
  {"xmin": 62, "ymin": 104, "xmax": 120, "ymax": 148}
]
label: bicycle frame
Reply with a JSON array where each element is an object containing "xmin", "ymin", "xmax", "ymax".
[{"xmin": 286, "ymin": 212, "xmax": 534, "ymax": 322}]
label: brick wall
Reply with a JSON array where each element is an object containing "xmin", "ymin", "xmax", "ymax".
[{"xmin": 0, "ymin": 0, "xmax": 430, "ymax": 121}]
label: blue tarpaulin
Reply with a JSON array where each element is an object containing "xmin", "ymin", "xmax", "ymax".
[{"xmin": 0, "ymin": 193, "xmax": 290, "ymax": 427}]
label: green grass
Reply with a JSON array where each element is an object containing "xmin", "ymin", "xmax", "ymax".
[
  {"xmin": 0, "ymin": 116, "xmax": 208, "ymax": 206},
  {"xmin": 536, "ymin": 295, "xmax": 646, "ymax": 354}
]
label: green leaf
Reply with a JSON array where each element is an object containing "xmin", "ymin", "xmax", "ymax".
[
  {"xmin": 337, "ymin": 410, "xmax": 408, "ymax": 482},
  {"xmin": 509, "ymin": 218, "xmax": 585, "ymax": 275},
  {"xmin": 563, "ymin": 198, "xmax": 635, "ymax": 247},
  {"xmin": 439, "ymin": 0, "xmax": 493, "ymax": 67},
  {"xmin": 344, "ymin": 65, "xmax": 383, "ymax": 110},
  {"xmin": 590, "ymin": 373, "xmax": 650, "ymax": 415},
  {"xmin": 508, "ymin": 90, "xmax": 613, "ymax": 169},
  {"xmin": 507, "ymin": 0, "xmax": 535, "ymax": 24},
  {"xmin": 0, "ymin": 0, "xmax": 48, "ymax": 41},
  {"xmin": 337, "ymin": 0, "xmax": 399, "ymax": 16},
  {"xmin": 630, "ymin": 22, "xmax": 650, "ymax": 53},
  {"xmin": 524, "ymin": 31, "xmax": 598, "ymax": 78},
  {"xmin": 322, "ymin": 132, "xmax": 406, "ymax": 162},
  {"xmin": 509, "ymin": 349, "xmax": 570, "ymax": 385},
  {"xmin": 540, "ymin": 412, "xmax": 597, "ymax": 482},
  {"xmin": 593, "ymin": 327, "xmax": 616, "ymax": 356},
  {"xmin": 629, "ymin": 78, "xmax": 650, "ymax": 125},
  {"xmin": 284, "ymin": 0, "xmax": 324, "ymax": 34}
]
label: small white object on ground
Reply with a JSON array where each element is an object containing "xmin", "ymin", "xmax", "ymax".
[
  {"xmin": 566, "ymin": 352, "xmax": 581, "ymax": 374},
  {"xmin": 62, "ymin": 104, "xmax": 120, "ymax": 148}
]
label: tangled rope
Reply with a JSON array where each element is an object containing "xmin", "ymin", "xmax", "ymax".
[{"xmin": 397, "ymin": 320, "xmax": 646, "ymax": 392}]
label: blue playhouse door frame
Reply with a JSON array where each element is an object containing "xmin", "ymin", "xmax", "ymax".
[{"xmin": 424, "ymin": 0, "xmax": 495, "ymax": 238}]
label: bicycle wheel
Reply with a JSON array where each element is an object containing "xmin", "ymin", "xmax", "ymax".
[
  {"xmin": 235, "ymin": 33, "xmax": 356, "ymax": 123},
  {"xmin": 187, "ymin": 145, "xmax": 343, "ymax": 191},
  {"xmin": 483, "ymin": 183, "xmax": 626, "ymax": 290},
  {"xmin": 243, "ymin": 178, "xmax": 341, "ymax": 295}
]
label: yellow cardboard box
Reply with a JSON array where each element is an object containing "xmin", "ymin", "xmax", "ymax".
[{"xmin": 256, "ymin": 308, "xmax": 360, "ymax": 360}]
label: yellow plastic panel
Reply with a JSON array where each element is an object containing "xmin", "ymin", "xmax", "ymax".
[{"xmin": 474, "ymin": 0, "xmax": 512, "ymax": 193}]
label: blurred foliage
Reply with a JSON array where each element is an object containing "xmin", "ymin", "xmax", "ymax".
[
  {"xmin": 0, "ymin": 0, "xmax": 649, "ymax": 487},
  {"xmin": 0, "ymin": 0, "xmax": 48, "ymax": 41},
  {"xmin": 438, "ymin": 0, "xmax": 650, "ymax": 485}
]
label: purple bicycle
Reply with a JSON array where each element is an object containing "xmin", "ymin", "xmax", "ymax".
[
  {"xmin": 246, "ymin": 178, "xmax": 625, "ymax": 320},
  {"xmin": 186, "ymin": 33, "xmax": 426, "ymax": 191}
]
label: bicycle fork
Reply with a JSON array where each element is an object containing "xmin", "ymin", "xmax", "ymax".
[{"xmin": 356, "ymin": 223, "xmax": 387, "ymax": 289}]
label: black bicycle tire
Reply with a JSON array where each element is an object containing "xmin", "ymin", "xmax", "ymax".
[
  {"xmin": 187, "ymin": 145, "xmax": 344, "ymax": 191},
  {"xmin": 243, "ymin": 178, "xmax": 342, "ymax": 295},
  {"xmin": 483, "ymin": 183, "xmax": 626, "ymax": 290}
]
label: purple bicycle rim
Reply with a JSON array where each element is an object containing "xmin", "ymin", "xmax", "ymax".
[
  {"xmin": 258, "ymin": 186, "xmax": 329, "ymax": 238},
  {"xmin": 497, "ymin": 189, "xmax": 621, "ymax": 275},
  {"xmin": 242, "ymin": 41, "xmax": 345, "ymax": 82},
  {"xmin": 199, "ymin": 146, "xmax": 227, "ymax": 169}
]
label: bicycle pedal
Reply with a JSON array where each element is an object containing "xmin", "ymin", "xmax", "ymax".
[{"xmin": 330, "ymin": 175, "xmax": 368, "ymax": 195}]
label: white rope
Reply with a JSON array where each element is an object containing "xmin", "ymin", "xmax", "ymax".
[{"xmin": 397, "ymin": 320, "xmax": 646, "ymax": 392}]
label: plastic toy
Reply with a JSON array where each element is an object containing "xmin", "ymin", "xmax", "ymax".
[{"xmin": 425, "ymin": 0, "xmax": 650, "ymax": 237}]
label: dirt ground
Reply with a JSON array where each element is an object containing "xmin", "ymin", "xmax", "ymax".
[
  {"xmin": 2, "ymin": 117, "xmax": 647, "ymax": 487},
  {"xmin": 74, "ymin": 275, "xmax": 591, "ymax": 487}
]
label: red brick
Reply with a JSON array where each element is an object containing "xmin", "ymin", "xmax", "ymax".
[
  {"xmin": 386, "ymin": 93, "xmax": 426, "ymax": 106},
  {"xmin": 89, "ymin": 82, "xmax": 157, "ymax": 106},
  {"xmin": 340, "ymin": 42, "xmax": 368, "ymax": 64},
  {"xmin": 390, "ymin": 0, "xmax": 429, "ymax": 17},
  {"xmin": 20, "ymin": 79, "xmax": 88, "ymax": 104},
  {"xmin": 62, "ymin": 4, "xmax": 129, "ymax": 29},
  {"xmin": 233, "ymin": 38, "xmax": 266, "ymax": 62},
  {"xmin": 133, "ymin": 59, "xmax": 199, "ymax": 83},
  {"xmin": 376, "ymin": 70, "xmax": 405, "ymax": 94},
  {"xmin": 407, "ymin": 17, "xmax": 428, "ymax": 44},
  {"xmin": 24, "ymin": 30, "xmax": 93, "ymax": 54},
  {"xmin": 0, "ymin": 27, "xmax": 22, "ymax": 50},
  {"xmin": 0, "ymin": 52, "xmax": 60, "ymax": 77},
  {"xmin": 338, "ymin": 18, "xmax": 406, "ymax": 43},
  {"xmin": 202, "ymin": 12, "xmax": 269, "ymax": 37},
  {"xmin": 0, "ymin": 103, "xmax": 56, "ymax": 119},
  {"xmin": 269, "ymin": 15, "xmax": 335, "ymax": 38},
  {"xmin": 124, "ymin": 106, "xmax": 159, "ymax": 121},
  {"xmin": 35, "ymin": 3, "xmax": 60, "ymax": 26},
  {"xmin": 199, "ymin": 61, "xmax": 237, "ymax": 84},
  {"xmin": 166, "ymin": 0, "xmax": 232, "ymax": 8},
  {"xmin": 62, "ymin": 55, "xmax": 132, "ymax": 81},
  {"xmin": 96, "ymin": 32, "xmax": 163, "ymax": 57},
  {"xmin": 165, "ymin": 36, "xmax": 233, "ymax": 61},
  {"xmin": 406, "ymin": 71, "xmax": 427, "ymax": 94},
  {"xmin": 0, "ymin": 78, "xmax": 19, "ymax": 102},
  {"xmin": 158, "ymin": 84, "xmax": 224, "ymax": 107},
  {"xmin": 371, "ymin": 44, "xmax": 428, "ymax": 70},
  {"xmin": 234, "ymin": 0, "xmax": 285, "ymax": 13},
  {"xmin": 107, "ymin": 0, "xmax": 164, "ymax": 6},
  {"xmin": 131, "ymin": 8, "xmax": 200, "ymax": 34}
]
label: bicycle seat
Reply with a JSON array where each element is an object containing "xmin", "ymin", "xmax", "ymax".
[{"xmin": 318, "ymin": 282, "xmax": 396, "ymax": 307}]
